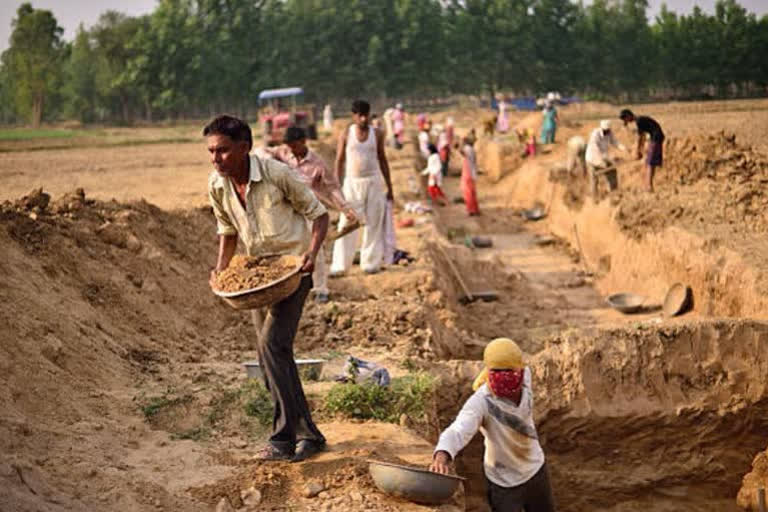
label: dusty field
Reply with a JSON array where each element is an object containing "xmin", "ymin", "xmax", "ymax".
[{"xmin": 2, "ymin": 98, "xmax": 768, "ymax": 512}]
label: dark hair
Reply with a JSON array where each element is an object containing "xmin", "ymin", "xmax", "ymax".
[
  {"xmin": 351, "ymin": 100, "xmax": 371, "ymax": 115},
  {"xmin": 619, "ymin": 109, "xmax": 634, "ymax": 120},
  {"xmin": 428, "ymin": 143, "xmax": 438, "ymax": 154},
  {"xmin": 203, "ymin": 115, "xmax": 253, "ymax": 149},
  {"xmin": 283, "ymin": 125, "xmax": 306, "ymax": 143}
]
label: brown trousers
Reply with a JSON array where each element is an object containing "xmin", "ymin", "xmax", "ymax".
[{"xmin": 251, "ymin": 275, "xmax": 324, "ymax": 451}]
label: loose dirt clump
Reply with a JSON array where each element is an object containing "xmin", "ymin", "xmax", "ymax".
[
  {"xmin": 215, "ymin": 254, "xmax": 298, "ymax": 292},
  {"xmin": 616, "ymin": 131, "xmax": 768, "ymax": 239}
]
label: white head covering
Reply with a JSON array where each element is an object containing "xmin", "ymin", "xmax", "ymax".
[
  {"xmin": 446, "ymin": 116, "xmax": 454, "ymax": 127},
  {"xmin": 547, "ymin": 92, "xmax": 556, "ymax": 101},
  {"xmin": 396, "ymin": 103, "xmax": 403, "ymax": 110},
  {"xmin": 600, "ymin": 119, "xmax": 611, "ymax": 131}
]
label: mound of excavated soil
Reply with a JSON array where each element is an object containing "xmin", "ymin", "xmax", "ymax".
[
  {"xmin": 0, "ymin": 189, "xmax": 253, "ymax": 512},
  {"xmin": 616, "ymin": 132, "xmax": 768, "ymax": 239},
  {"xmin": 215, "ymin": 254, "xmax": 297, "ymax": 292}
]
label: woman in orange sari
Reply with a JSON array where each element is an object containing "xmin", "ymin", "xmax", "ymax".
[{"xmin": 461, "ymin": 133, "xmax": 480, "ymax": 216}]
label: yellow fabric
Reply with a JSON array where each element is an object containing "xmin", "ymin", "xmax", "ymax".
[
  {"xmin": 472, "ymin": 338, "xmax": 524, "ymax": 391},
  {"xmin": 208, "ymin": 154, "xmax": 327, "ymax": 257}
]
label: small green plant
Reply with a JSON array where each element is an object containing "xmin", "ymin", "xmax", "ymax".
[
  {"xmin": 242, "ymin": 380, "xmax": 273, "ymax": 426},
  {"xmin": 139, "ymin": 392, "xmax": 193, "ymax": 419},
  {"xmin": 206, "ymin": 388, "xmax": 240, "ymax": 426},
  {"xmin": 400, "ymin": 357, "xmax": 419, "ymax": 372},
  {"xmin": 172, "ymin": 426, "xmax": 211, "ymax": 441},
  {"xmin": 324, "ymin": 373, "xmax": 435, "ymax": 423}
]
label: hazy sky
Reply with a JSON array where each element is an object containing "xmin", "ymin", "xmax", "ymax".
[{"xmin": 1, "ymin": 0, "xmax": 767, "ymax": 53}]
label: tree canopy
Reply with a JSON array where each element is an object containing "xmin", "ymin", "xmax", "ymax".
[{"xmin": 1, "ymin": 0, "xmax": 767, "ymax": 125}]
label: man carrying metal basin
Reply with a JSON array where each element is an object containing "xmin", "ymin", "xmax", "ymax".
[{"xmin": 205, "ymin": 115, "xmax": 329, "ymax": 462}]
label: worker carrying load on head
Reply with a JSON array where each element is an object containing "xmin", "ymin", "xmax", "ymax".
[{"xmin": 430, "ymin": 338, "xmax": 556, "ymax": 512}]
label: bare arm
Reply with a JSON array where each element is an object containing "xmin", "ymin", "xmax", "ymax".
[
  {"xmin": 376, "ymin": 129, "xmax": 394, "ymax": 200},
  {"xmin": 335, "ymin": 129, "xmax": 347, "ymax": 184},
  {"xmin": 210, "ymin": 234, "xmax": 238, "ymax": 287},
  {"xmin": 636, "ymin": 133, "xmax": 646, "ymax": 160},
  {"xmin": 302, "ymin": 213, "xmax": 329, "ymax": 273}
]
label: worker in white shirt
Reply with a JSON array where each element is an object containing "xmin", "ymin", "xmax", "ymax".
[
  {"xmin": 430, "ymin": 338, "xmax": 555, "ymax": 512},
  {"xmin": 421, "ymin": 144, "xmax": 447, "ymax": 206},
  {"xmin": 565, "ymin": 135, "xmax": 587, "ymax": 177},
  {"xmin": 585, "ymin": 119, "xmax": 626, "ymax": 198}
]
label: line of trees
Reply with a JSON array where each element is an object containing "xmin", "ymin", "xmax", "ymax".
[{"xmin": 1, "ymin": 0, "xmax": 767, "ymax": 126}]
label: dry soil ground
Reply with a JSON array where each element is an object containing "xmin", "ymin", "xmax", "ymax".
[{"xmin": 2, "ymin": 98, "xmax": 768, "ymax": 512}]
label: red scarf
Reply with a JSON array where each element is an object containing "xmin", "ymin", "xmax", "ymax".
[{"xmin": 488, "ymin": 369, "xmax": 524, "ymax": 400}]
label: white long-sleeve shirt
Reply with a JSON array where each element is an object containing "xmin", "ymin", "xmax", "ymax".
[
  {"xmin": 418, "ymin": 131, "xmax": 430, "ymax": 159},
  {"xmin": 585, "ymin": 128, "xmax": 626, "ymax": 167},
  {"xmin": 421, "ymin": 153, "xmax": 443, "ymax": 187},
  {"xmin": 434, "ymin": 367, "xmax": 545, "ymax": 487}
]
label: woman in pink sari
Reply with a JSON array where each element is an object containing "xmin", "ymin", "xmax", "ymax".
[{"xmin": 461, "ymin": 133, "xmax": 480, "ymax": 216}]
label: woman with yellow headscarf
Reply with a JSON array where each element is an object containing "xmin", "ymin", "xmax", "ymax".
[{"xmin": 430, "ymin": 338, "xmax": 555, "ymax": 511}]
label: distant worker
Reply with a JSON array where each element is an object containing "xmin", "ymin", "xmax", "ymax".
[
  {"xmin": 438, "ymin": 117, "xmax": 454, "ymax": 176},
  {"xmin": 460, "ymin": 134, "xmax": 480, "ymax": 216},
  {"xmin": 565, "ymin": 135, "xmax": 587, "ymax": 177},
  {"xmin": 259, "ymin": 126, "xmax": 358, "ymax": 303},
  {"xmin": 383, "ymin": 107, "xmax": 395, "ymax": 147},
  {"xmin": 430, "ymin": 338, "xmax": 555, "ymax": 512},
  {"xmin": 540, "ymin": 98, "xmax": 558, "ymax": 144},
  {"xmin": 330, "ymin": 99, "xmax": 395, "ymax": 276},
  {"xmin": 391, "ymin": 103, "xmax": 406, "ymax": 149},
  {"xmin": 619, "ymin": 109, "xmax": 665, "ymax": 192},
  {"xmin": 422, "ymin": 143, "xmax": 447, "ymax": 206},
  {"xmin": 418, "ymin": 120, "xmax": 431, "ymax": 160},
  {"xmin": 205, "ymin": 115, "xmax": 329, "ymax": 462},
  {"xmin": 371, "ymin": 113, "xmax": 385, "ymax": 138},
  {"xmin": 323, "ymin": 104, "xmax": 333, "ymax": 133},
  {"xmin": 496, "ymin": 95, "xmax": 510, "ymax": 134},
  {"xmin": 585, "ymin": 120, "xmax": 627, "ymax": 197}
]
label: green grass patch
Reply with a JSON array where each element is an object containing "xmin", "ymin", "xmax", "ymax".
[
  {"xmin": 172, "ymin": 426, "xmax": 211, "ymax": 441},
  {"xmin": 324, "ymin": 373, "xmax": 435, "ymax": 423},
  {"xmin": 0, "ymin": 128, "xmax": 79, "ymax": 141},
  {"xmin": 139, "ymin": 392, "xmax": 194, "ymax": 419},
  {"xmin": 242, "ymin": 379, "xmax": 273, "ymax": 426}
]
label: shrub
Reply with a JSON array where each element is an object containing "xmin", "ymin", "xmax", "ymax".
[
  {"xmin": 324, "ymin": 373, "xmax": 435, "ymax": 423},
  {"xmin": 242, "ymin": 379, "xmax": 273, "ymax": 426}
]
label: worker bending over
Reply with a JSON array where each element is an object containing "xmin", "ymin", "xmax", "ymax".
[
  {"xmin": 619, "ymin": 109, "xmax": 664, "ymax": 192},
  {"xmin": 585, "ymin": 120, "xmax": 626, "ymax": 198},
  {"xmin": 431, "ymin": 338, "xmax": 555, "ymax": 512}
]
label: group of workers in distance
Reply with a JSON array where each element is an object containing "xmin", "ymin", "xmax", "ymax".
[
  {"xmin": 203, "ymin": 99, "xmax": 664, "ymax": 511},
  {"xmin": 567, "ymin": 108, "xmax": 665, "ymax": 196}
]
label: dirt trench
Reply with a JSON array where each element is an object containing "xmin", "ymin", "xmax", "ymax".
[{"xmin": 401, "ymin": 122, "xmax": 768, "ymax": 511}]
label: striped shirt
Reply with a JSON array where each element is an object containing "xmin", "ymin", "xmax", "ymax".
[{"xmin": 434, "ymin": 367, "xmax": 545, "ymax": 487}]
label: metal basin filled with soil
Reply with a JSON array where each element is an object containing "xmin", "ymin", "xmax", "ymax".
[{"xmin": 212, "ymin": 254, "xmax": 304, "ymax": 310}]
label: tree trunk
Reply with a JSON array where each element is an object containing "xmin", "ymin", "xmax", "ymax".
[{"xmin": 31, "ymin": 94, "xmax": 43, "ymax": 128}]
